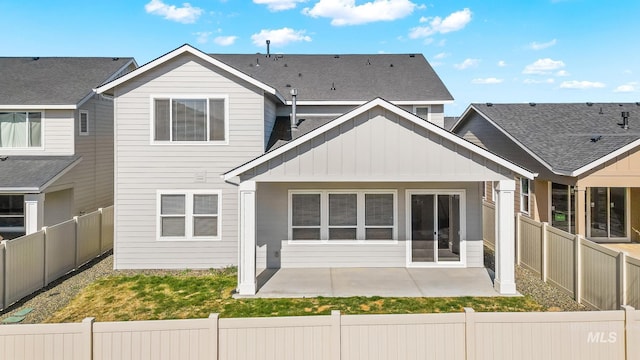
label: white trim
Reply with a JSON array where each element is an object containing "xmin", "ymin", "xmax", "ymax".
[
  {"xmin": 95, "ymin": 44, "xmax": 285, "ymax": 103},
  {"xmin": 405, "ymin": 189, "xmax": 467, "ymax": 268},
  {"xmin": 0, "ymin": 105, "xmax": 76, "ymax": 110},
  {"xmin": 519, "ymin": 177, "xmax": 530, "ymax": 215},
  {"xmin": 224, "ymin": 98, "xmax": 536, "ymax": 180},
  {"xmin": 286, "ymin": 100, "xmax": 453, "ymax": 106},
  {"xmin": 287, "ymin": 189, "xmax": 398, "ymax": 244},
  {"xmin": 156, "ymin": 189, "xmax": 222, "ymax": 241},
  {"xmin": 149, "ymin": 95, "xmax": 229, "ymax": 145},
  {"xmin": 79, "ymin": 110, "xmax": 89, "ymax": 136}
]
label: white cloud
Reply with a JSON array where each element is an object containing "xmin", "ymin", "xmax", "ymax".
[
  {"xmin": 560, "ymin": 80, "xmax": 605, "ymax": 89},
  {"xmin": 454, "ymin": 58, "xmax": 479, "ymax": 70},
  {"xmin": 523, "ymin": 78, "xmax": 555, "ymax": 84},
  {"xmin": 471, "ymin": 77, "xmax": 503, "ymax": 84},
  {"xmin": 214, "ymin": 35, "xmax": 238, "ymax": 46},
  {"xmin": 433, "ymin": 52, "xmax": 449, "ymax": 59},
  {"xmin": 145, "ymin": 0, "xmax": 203, "ymax": 23},
  {"xmin": 303, "ymin": 0, "xmax": 417, "ymax": 26},
  {"xmin": 555, "ymin": 70, "xmax": 570, "ymax": 77},
  {"xmin": 251, "ymin": 28, "xmax": 312, "ymax": 47},
  {"xmin": 194, "ymin": 32, "xmax": 212, "ymax": 44},
  {"xmin": 522, "ymin": 58, "xmax": 565, "ymax": 75},
  {"xmin": 529, "ymin": 39, "xmax": 557, "ymax": 50},
  {"xmin": 254, "ymin": 0, "xmax": 306, "ymax": 11},
  {"xmin": 614, "ymin": 82, "xmax": 638, "ymax": 93},
  {"xmin": 409, "ymin": 8, "xmax": 472, "ymax": 39},
  {"xmin": 497, "ymin": 60, "xmax": 507, "ymax": 67}
]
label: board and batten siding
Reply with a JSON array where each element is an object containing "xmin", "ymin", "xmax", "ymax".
[
  {"xmin": 112, "ymin": 53, "xmax": 267, "ymax": 269},
  {"xmin": 47, "ymin": 95, "xmax": 115, "ymax": 218},
  {"xmin": 256, "ymin": 182, "xmax": 483, "ymax": 268}
]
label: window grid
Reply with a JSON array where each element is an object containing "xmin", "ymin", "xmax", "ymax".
[
  {"xmin": 79, "ymin": 110, "xmax": 89, "ymax": 135},
  {"xmin": 0, "ymin": 111, "xmax": 42, "ymax": 148},
  {"xmin": 152, "ymin": 96, "xmax": 227, "ymax": 143},
  {"xmin": 158, "ymin": 190, "xmax": 221, "ymax": 241}
]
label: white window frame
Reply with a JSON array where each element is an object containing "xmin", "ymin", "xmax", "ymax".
[
  {"xmin": 288, "ymin": 190, "xmax": 398, "ymax": 244},
  {"xmin": 0, "ymin": 110, "xmax": 44, "ymax": 149},
  {"xmin": 413, "ymin": 105, "xmax": 431, "ymax": 122},
  {"xmin": 79, "ymin": 110, "xmax": 89, "ymax": 136},
  {"xmin": 520, "ymin": 177, "xmax": 530, "ymax": 214},
  {"xmin": 149, "ymin": 95, "xmax": 229, "ymax": 145},
  {"xmin": 156, "ymin": 190, "xmax": 222, "ymax": 241}
]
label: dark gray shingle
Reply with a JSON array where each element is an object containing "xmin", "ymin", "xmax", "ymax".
[
  {"xmin": 210, "ymin": 54, "xmax": 453, "ymax": 102},
  {"xmin": 0, "ymin": 156, "xmax": 80, "ymax": 189},
  {"xmin": 471, "ymin": 103, "xmax": 640, "ymax": 172},
  {"xmin": 0, "ymin": 57, "xmax": 134, "ymax": 106}
]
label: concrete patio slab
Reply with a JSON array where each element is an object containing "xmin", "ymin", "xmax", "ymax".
[{"xmin": 249, "ymin": 267, "xmax": 506, "ymax": 298}]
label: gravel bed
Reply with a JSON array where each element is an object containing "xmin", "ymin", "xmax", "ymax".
[{"xmin": 1, "ymin": 246, "xmax": 587, "ymax": 324}]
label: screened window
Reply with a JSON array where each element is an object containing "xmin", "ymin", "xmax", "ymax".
[
  {"xmin": 290, "ymin": 191, "xmax": 396, "ymax": 241},
  {"xmin": 0, "ymin": 195, "xmax": 25, "ymax": 230},
  {"xmin": 79, "ymin": 111, "xmax": 89, "ymax": 135},
  {"xmin": 0, "ymin": 112, "xmax": 42, "ymax": 148},
  {"xmin": 520, "ymin": 178, "xmax": 530, "ymax": 214},
  {"xmin": 158, "ymin": 191, "xmax": 221, "ymax": 240},
  {"xmin": 154, "ymin": 98, "xmax": 226, "ymax": 142}
]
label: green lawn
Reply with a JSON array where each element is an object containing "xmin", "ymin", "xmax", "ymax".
[{"xmin": 47, "ymin": 268, "xmax": 544, "ymax": 323}]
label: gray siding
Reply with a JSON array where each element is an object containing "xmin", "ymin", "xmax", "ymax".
[
  {"xmin": 256, "ymin": 182, "xmax": 483, "ymax": 268},
  {"xmin": 245, "ymin": 107, "xmax": 512, "ymax": 182},
  {"xmin": 112, "ymin": 53, "xmax": 266, "ymax": 269},
  {"xmin": 263, "ymin": 98, "xmax": 276, "ymax": 150}
]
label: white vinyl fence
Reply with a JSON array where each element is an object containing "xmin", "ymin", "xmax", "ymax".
[
  {"xmin": 1, "ymin": 308, "xmax": 638, "ymax": 360},
  {"xmin": 0, "ymin": 206, "xmax": 114, "ymax": 311}
]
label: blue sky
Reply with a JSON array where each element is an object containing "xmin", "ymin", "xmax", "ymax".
[{"xmin": 2, "ymin": 0, "xmax": 639, "ymax": 115}]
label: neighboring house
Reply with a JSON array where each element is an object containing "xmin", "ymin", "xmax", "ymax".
[
  {"xmin": 0, "ymin": 57, "xmax": 136, "ymax": 239},
  {"xmin": 96, "ymin": 44, "xmax": 533, "ymax": 295},
  {"xmin": 453, "ymin": 102, "xmax": 640, "ymax": 243}
]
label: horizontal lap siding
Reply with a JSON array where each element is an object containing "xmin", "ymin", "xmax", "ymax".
[
  {"xmin": 0, "ymin": 109, "xmax": 74, "ymax": 156},
  {"xmin": 113, "ymin": 54, "xmax": 265, "ymax": 269}
]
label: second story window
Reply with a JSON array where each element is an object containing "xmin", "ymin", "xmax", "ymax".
[
  {"xmin": 0, "ymin": 112, "xmax": 42, "ymax": 148},
  {"xmin": 153, "ymin": 97, "xmax": 227, "ymax": 143},
  {"xmin": 79, "ymin": 110, "xmax": 89, "ymax": 135}
]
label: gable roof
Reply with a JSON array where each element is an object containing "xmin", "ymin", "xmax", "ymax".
[
  {"xmin": 453, "ymin": 103, "xmax": 640, "ymax": 176},
  {"xmin": 224, "ymin": 98, "xmax": 535, "ymax": 180},
  {"xmin": 210, "ymin": 54, "xmax": 453, "ymax": 104},
  {"xmin": 95, "ymin": 44, "xmax": 283, "ymax": 102},
  {"xmin": 0, "ymin": 57, "xmax": 135, "ymax": 109},
  {"xmin": 0, "ymin": 155, "xmax": 81, "ymax": 192}
]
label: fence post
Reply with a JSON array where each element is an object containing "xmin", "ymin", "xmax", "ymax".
[
  {"xmin": 621, "ymin": 305, "xmax": 635, "ymax": 359},
  {"xmin": 618, "ymin": 252, "xmax": 627, "ymax": 307},
  {"xmin": 464, "ymin": 308, "xmax": 475, "ymax": 360},
  {"xmin": 1, "ymin": 240, "xmax": 6, "ymax": 310},
  {"xmin": 74, "ymin": 216, "xmax": 79, "ymax": 269},
  {"xmin": 331, "ymin": 310, "xmax": 341, "ymax": 360},
  {"xmin": 541, "ymin": 222, "xmax": 548, "ymax": 282},
  {"xmin": 515, "ymin": 213, "xmax": 521, "ymax": 265},
  {"xmin": 574, "ymin": 235, "xmax": 582, "ymax": 303},
  {"xmin": 98, "ymin": 208, "xmax": 103, "ymax": 256},
  {"xmin": 209, "ymin": 313, "xmax": 219, "ymax": 360},
  {"xmin": 82, "ymin": 317, "xmax": 95, "ymax": 360},
  {"xmin": 42, "ymin": 226, "xmax": 49, "ymax": 286}
]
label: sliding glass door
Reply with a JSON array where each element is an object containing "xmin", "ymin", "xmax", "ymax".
[{"xmin": 588, "ymin": 187, "xmax": 627, "ymax": 239}]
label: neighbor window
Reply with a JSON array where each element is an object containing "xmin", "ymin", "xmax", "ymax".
[
  {"xmin": 290, "ymin": 191, "xmax": 396, "ymax": 241},
  {"xmin": 0, "ymin": 195, "xmax": 25, "ymax": 231},
  {"xmin": 79, "ymin": 110, "xmax": 89, "ymax": 135},
  {"xmin": 414, "ymin": 106, "xmax": 430, "ymax": 121},
  {"xmin": 158, "ymin": 190, "xmax": 221, "ymax": 240},
  {"xmin": 0, "ymin": 112, "xmax": 42, "ymax": 148},
  {"xmin": 520, "ymin": 178, "xmax": 530, "ymax": 214},
  {"xmin": 153, "ymin": 97, "xmax": 226, "ymax": 142}
]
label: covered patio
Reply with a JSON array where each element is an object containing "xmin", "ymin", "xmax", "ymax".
[{"xmin": 248, "ymin": 267, "xmax": 501, "ymax": 298}]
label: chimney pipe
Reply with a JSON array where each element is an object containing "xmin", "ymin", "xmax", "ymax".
[
  {"xmin": 266, "ymin": 40, "xmax": 271, "ymax": 58},
  {"xmin": 622, "ymin": 111, "xmax": 630, "ymax": 130},
  {"xmin": 290, "ymin": 88, "xmax": 298, "ymax": 130}
]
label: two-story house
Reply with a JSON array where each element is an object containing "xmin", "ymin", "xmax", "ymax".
[
  {"xmin": 0, "ymin": 57, "xmax": 136, "ymax": 239},
  {"xmin": 96, "ymin": 44, "xmax": 534, "ymax": 295}
]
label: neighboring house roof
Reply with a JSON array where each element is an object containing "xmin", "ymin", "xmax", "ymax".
[
  {"xmin": 224, "ymin": 98, "xmax": 535, "ymax": 180},
  {"xmin": 210, "ymin": 54, "xmax": 454, "ymax": 104},
  {"xmin": 0, "ymin": 57, "xmax": 136, "ymax": 109},
  {"xmin": 443, "ymin": 116, "xmax": 459, "ymax": 131},
  {"xmin": 0, "ymin": 156, "xmax": 81, "ymax": 192},
  {"xmin": 267, "ymin": 116, "xmax": 336, "ymax": 151},
  {"xmin": 454, "ymin": 103, "xmax": 640, "ymax": 176}
]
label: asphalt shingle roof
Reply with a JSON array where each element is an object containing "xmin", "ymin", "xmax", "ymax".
[
  {"xmin": 471, "ymin": 103, "xmax": 640, "ymax": 173},
  {"xmin": 0, "ymin": 57, "xmax": 134, "ymax": 106},
  {"xmin": 0, "ymin": 156, "xmax": 81, "ymax": 189},
  {"xmin": 209, "ymin": 54, "xmax": 453, "ymax": 102}
]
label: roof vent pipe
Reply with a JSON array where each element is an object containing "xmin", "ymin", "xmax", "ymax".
[
  {"xmin": 266, "ymin": 40, "xmax": 271, "ymax": 58},
  {"xmin": 622, "ymin": 111, "xmax": 630, "ymax": 130},
  {"xmin": 290, "ymin": 88, "xmax": 298, "ymax": 130}
]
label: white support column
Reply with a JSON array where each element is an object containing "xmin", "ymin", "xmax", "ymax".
[
  {"xmin": 237, "ymin": 181, "xmax": 257, "ymax": 295},
  {"xmin": 494, "ymin": 179, "xmax": 517, "ymax": 294},
  {"xmin": 24, "ymin": 193, "xmax": 45, "ymax": 235}
]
